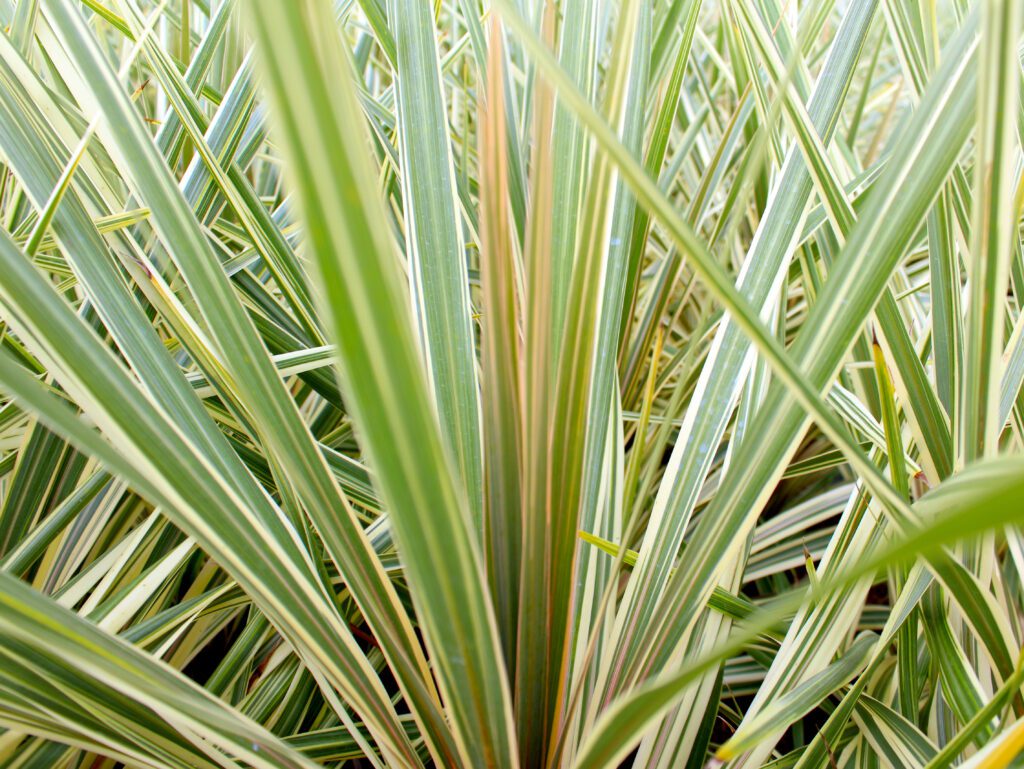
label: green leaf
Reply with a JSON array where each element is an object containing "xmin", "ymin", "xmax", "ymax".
[
  {"xmin": 389, "ymin": 0, "xmax": 483, "ymax": 518},
  {"xmin": 244, "ymin": 2, "xmax": 517, "ymax": 766}
]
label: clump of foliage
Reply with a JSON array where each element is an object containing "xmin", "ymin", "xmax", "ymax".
[{"xmin": 0, "ymin": 0, "xmax": 1023, "ymax": 766}]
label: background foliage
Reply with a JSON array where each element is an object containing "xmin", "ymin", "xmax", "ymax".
[{"xmin": 0, "ymin": 0, "xmax": 1023, "ymax": 766}]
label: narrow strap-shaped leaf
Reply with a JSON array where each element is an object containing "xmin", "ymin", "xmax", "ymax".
[
  {"xmin": 737, "ymin": 0, "xmax": 1017, "ymax": 687},
  {"xmin": 628, "ymin": 7, "xmax": 978, "ymax": 688},
  {"xmin": 618, "ymin": 0, "xmax": 701, "ymax": 348},
  {"xmin": 478, "ymin": 15, "xmax": 524, "ymax": 665},
  {"xmin": 920, "ymin": 587, "xmax": 991, "ymax": 735},
  {"xmin": 245, "ymin": 2, "xmax": 518, "ymax": 766},
  {"xmin": 0, "ymin": 570, "xmax": 320, "ymax": 769},
  {"xmin": 545, "ymin": 0, "xmax": 601, "ymax": 354},
  {"xmin": 574, "ymin": 455, "xmax": 1024, "ymax": 769},
  {"xmin": 114, "ymin": 6, "xmax": 324, "ymax": 346},
  {"xmin": 0, "ymin": 421, "xmax": 81, "ymax": 557},
  {"xmin": 716, "ymin": 633, "xmax": 877, "ymax": 760},
  {"xmin": 600, "ymin": 0, "xmax": 878, "ymax": 699},
  {"xmin": 389, "ymin": 0, "xmax": 483, "ymax": 517},
  {"xmin": 957, "ymin": 0, "xmax": 1022, "ymax": 464},
  {"xmin": 42, "ymin": 3, "xmax": 455, "ymax": 764},
  {"xmin": 493, "ymin": 6, "xmax": 917, "ymax": 706},
  {"xmin": 923, "ymin": 651, "xmax": 1024, "ymax": 768},
  {"xmin": 569, "ymin": 0, "xmax": 651, "ymax": 739},
  {"xmin": 516, "ymin": 2, "xmax": 644, "ymax": 762},
  {"xmin": 853, "ymin": 695, "xmax": 937, "ymax": 768},
  {"xmin": 0, "ymin": 227, "xmax": 418, "ymax": 764}
]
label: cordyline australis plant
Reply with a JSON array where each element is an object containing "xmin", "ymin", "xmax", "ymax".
[{"xmin": 0, "ymin": 0, "xmax": 1023, "ymax": 767}]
